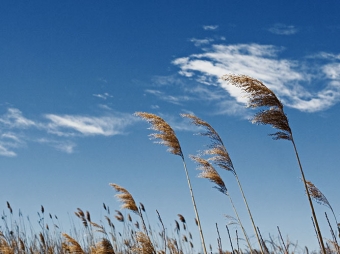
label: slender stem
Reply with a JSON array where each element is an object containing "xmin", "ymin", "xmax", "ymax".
[
  {"xmin": 226, "ymin": 224, "xmax": 235, "ymax": 254},
  {"xmin": 216, "ymin": 223, "xmax": 223, "ymax": 254},
  {"xmin": 325, "ymin": 212, "xmax": 340, "ymax": 254},
  {"xmin": 291, "ymin": 138, "xmax": 326, "ymax": 254},
  {"xmin": 182, "ymin": 159, "xmax": 207, "ymax": 254},
  {"xmin": 227, "ymin": 193, "xmax": 253, "ymax": 254},
  {"xmin": 234, "ymin": 174, "xmax": 264, "ymax": 254},
  {"xmin": 277, "ymin": 226, "xmax": 288, "ymax": 254},
  {"xmin": 156, "ymin": 210, "xmax": 166, "ymax": 254}
]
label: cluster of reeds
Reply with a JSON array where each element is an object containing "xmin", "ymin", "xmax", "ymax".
[
  {"xmin": 0, "ymin": 199, "xmax": 203, "ymax": 254},
  {"xmin": 1, "ymin": 74, "xmax": 339, "ymax": 253}
]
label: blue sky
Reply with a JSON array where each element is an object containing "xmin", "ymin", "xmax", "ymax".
[{"xmin": 1, "ymin": 1, "xmax": 340, "ymax": 252}]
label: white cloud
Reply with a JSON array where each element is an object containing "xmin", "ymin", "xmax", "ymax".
[
  {"xmin": 0, "ymin": 108, "xmax": 137, "ymax": 156},
  {"xmin": 93, "ymin": 92, "xmax": 113, "ymax": 100},
  {"xmin": 0, "ymin": 108, "xmax": 36, "ymax": 128},
  {"xmin": 308, "ymin": 52, "xmax": 340, "ymax": 60},
  {"xmin": 0, "ymin": 144, "xmax": 16, "ymax": 157},
  {"xmin": 37, "ymin": 138, "xmax": 76, "ymax": 154},
  {"xmin": 190, "ymin": 38, "xmax": 214, "ymax": 47},
  {"xmin": 145, "ymin": 89, "xmax": 191, "ymax": 105},
  {"xmin": 45, "ymin": 113, "xmax": 136, "ymax": 136},
  {"xmin": 203, "ymin": 25, "xmax": 218, "ymax": 31},
  {"xmin": 268, "ymin": 24, "xmax": 298, "ymax": 35},
  {"xmin": 173, "ymin": 43, "xmax": 340, "ymax": 113}
]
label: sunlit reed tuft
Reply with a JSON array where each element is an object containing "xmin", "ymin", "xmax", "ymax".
[
  {"xmin": 222, "ymin": 73, "xmax": 326, "ymax": 254},
  {"xmin": 190, "ymin": 155, "xmax": 227, "ymax": 194},
  {"xmin": 110, "ymin": 183, "xmax": 139, "ymax": 213},
  {"xmin": 134, "ymin": 112, "xmax": 183, "ymax": 158},
  {"xmin": 222, "ymin": 74, "xmax": 292, "ymax": 140},
  {"xmin": 135, "ymin": 111, "xmax": 207, "ymax": 254}
]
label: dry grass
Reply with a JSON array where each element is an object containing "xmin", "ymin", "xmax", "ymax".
[{"xmin": 1, "ymin": 92, "xmax": 338, "ymax": 253}]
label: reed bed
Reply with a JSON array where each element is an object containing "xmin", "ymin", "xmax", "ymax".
[{"xmin": 1, "ymin": 74, "xmax": 339, "ymax": 253}]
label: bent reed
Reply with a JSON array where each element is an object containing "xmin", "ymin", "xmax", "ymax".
[{"xmin": 1, "ymin": 74, "xmax": 338, "ymax": 253}]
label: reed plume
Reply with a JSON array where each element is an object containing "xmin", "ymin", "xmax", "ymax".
[
  {"xmin": 134, "ymin": 112, "xmax": 183, "ymax": 158},
  {"xmin": 190, "ymin": 155, "xmax": 253, "ymax": 252},
  {"xmin": 132, "ymin": 232, "xmax": 156, "ymax": 254},
  {"xmin": 135, "ymin": 111, "xmax": 207, "ymax": 254},
  {"xmin": 62, "ymin": 233, "xmax": 85, "ymax": 254},
  {"xmin": 91, "ymin": 238, "xmax": 115, "ymax": 254},
  {"xmin": 222, "ymin": 74, "xmax": 326, "ymax": 253},
  {"xmin": 190, "ymin": 155, "xmax": 227, "ymax": 194},
  {"xmin": 182, "ymin": 113, "xmax": 259, "ymax": 253},
  {"xmin": 306, "ymin": 180, "xmax": 339, "ymax": 232},
  {"xmin": 110, "ymin": 183, "xmax": 139, "ymax": 213}
]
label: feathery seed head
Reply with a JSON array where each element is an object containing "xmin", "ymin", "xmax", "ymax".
[
  {"xmin": 190, "ymin": 155, "xmax": 227, "ymax": 194},
  {"xmin": 177, "ymin": 214, "xmax": 186, "ymax": 223},
  {"xmin": 305, "ymin": 180, "xmax": 332, "ymax": 210},
  {"xmin": 134, "ymin": 112, "xmax": 183, "ymax": 158},
  {"xmin": 182, "ymin": 114, "xmax": 235, "ymax": 174},
  {"xmin": 110, "ymin": 183, "xmax": 139, "ymax": 213},
  {"xmin": 181, "ymin": 114, "xmax": 223, "ymax": 145},
  {"xmin": 222, "ymin": 74, "xmax": 292, "ymax": 140},
  {"xmin": 114, "ymin": 210, "xmax": 124, "ymax": 222}
]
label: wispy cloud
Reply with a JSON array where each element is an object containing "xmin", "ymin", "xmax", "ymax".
[
  {"xmin": 145, "ymin": 89, "xmax": 191, "ymax": 105},
  {"xmin": 0, "ymin": 108, "xmax": 137, "ymax": 156},
  {"xmin": 0, "ymin": 132, "xmax": 24, "ymax": 157},
  {"xmin": 307, "ymin": 52, "xmax": 340, "ymax": 60},
  {"xmin": 172, "ymin": 43, "xmax": 340, "ymax": 113},
  {"xmin": 37, "ymin": 138, "xmax": 76, "ymax": 154},
  {"xmin": 268, "ymin": 23, "xmax": 298, "ymax": 35},
  {"xmin": 45, "ymin": 113, "xmax": 137, "ymax": 136},
  {"xmin": 0, "ymin": 144, "xmax": 16, "ymax": 157},
  {"xmin": 93, "ymin": 92, "xmax": 113, "ymax": 100},
  {"xmin": 0, "ymin": 109, "xmax": 35, "ymax": 156},
  {"xmin": 203, "ymin": 25, "xmax": 218, "ymax": 31},
  {"xmin": 151, "ymin": 75, "xmax": 186, "ymax": 86},
  {"xmin": 0, "ymin": 108, "xmax": 36, "ymax": 128},
  {"xmin": 190, "ymin": 38, "xmax": 214, "ymax": 47}
]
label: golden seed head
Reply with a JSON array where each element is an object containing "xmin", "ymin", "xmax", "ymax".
[
  {"xmin": 110, "ymin": 183, "xmax": 139, "ymax": 213},
  {"xmin": 135, "ymin": 112, "xmax": 183, "ymax": 158},
  {"xmin": 222, "ymin": 74, "xmax": 292, "ymax": 140}
]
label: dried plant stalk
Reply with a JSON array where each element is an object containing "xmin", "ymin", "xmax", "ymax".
[
  {"xmin": 190, "ymin": 155, "xmax": 253, "ymax": 252},
  {"xmin": 135, "ymin": 112, "xmax": 207, "ymax": 254},
  {"xmin": 222, "ymin": 74, "xmax": 326, "ymax": 254},
  {"xmin": 182, "ymin": 113, "xmax": 260, "ymax": 254}
]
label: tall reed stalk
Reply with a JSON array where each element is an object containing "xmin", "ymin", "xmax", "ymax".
[
  {"xmin": 182, "ymin": 113, "xmax": 262, "ymax": 254},
  {"xmin": 190, "ymin": 155, "xmax": 253, "ymax": 253},
  {"xmin": 134, "ymin": 112, "xmax": 207, "ymax": 254},
  {"xmin": 222, "ymin": 74, "xmax": 326, "ymax": 254}
]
